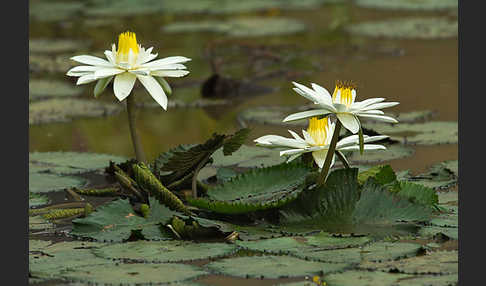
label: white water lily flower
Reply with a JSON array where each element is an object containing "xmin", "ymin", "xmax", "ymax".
[
  {"xmin": 283, "ymin": 81, "xmax": 399, "ymax": 134},
  {"xmin": 255, "ymin": 117, "xmax": 388, "ymax": 169},
  {"xmin": 66, "ymin": 31, "xmax": 191, "ymax": 110}
]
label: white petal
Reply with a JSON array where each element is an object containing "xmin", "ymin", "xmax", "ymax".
[
  {"xmin": 360, "ymin": 102, "xmax": 400, "ymax": 111},
  {"xmin": 280, "ymin": 149, "xmax": 308, "ymax": 156},
  {"xmin": 337, "ymin": 113, "xmax": 360, "ymax": 134},
  {"xmin": 287, "ymin": 130, "xmax": 305, "ymax": 142},
  {"xmin": 302, "ymin": 130, "xmax": 316, "ymax": 146},
  {"xmin": 357, "ymin": 114, "xmax": 398, "ymax": 123},
  {"xmin": 337, "ymin": 135, "xmax": 389, "ymax": 148},
  {"xmin": 70, "ymin": 55, "xmax": 114, "ymax": 67},
  {"xmin": 147, "ymin": 63, "xmax": 188, "ymax": 71},
  {"xmin": 339, "ymin": 144, "xmax": 386, "ymax": 151},
  {"xmin": 66, "ymin": 65, "xmax": 101, "ymax": 76},
  {"xmin": 254, "ymin": 135, "xmax": 307, "ymax": 149},
  {"xmin": 358, "ymin": 110, "xmax": 384, "ymax": 115},
  {"xmin": 312, "ymin": 149, "xmax": 334, "ymax": 169},
  {"xmin": 104, "ymin": 50, "xmax": 116, "ymax": 64},
  {"xmin": 136, "ymin": 75, "xmax": 168, "ymax": 110},
  {"xmin": 113, "ymin": 72, "xmax": 137, "ymax": 101},
  {"xmin": 141, "ymin": 56, "xmax": 192, "ymax": 68},
  {"xmin": 283, "ymin": 109, "xmax": 333, "ymax": 122},
  {"xmin": 76, "ymin": 74, "xmax": 98, "ymax": 85},
  {"xmin": 351, "ymin": 98, "xmax": 385, "ymax": 109},
  {"xmin": 311, "ymin": 83, "xmax": 333, "ymax": 105},
  {"xmin": 128, "ymin": 69, "xmax": 151, "ymax": 76},
  {"xmin": 94, "ymin": 68, "xmax": 125, "ymax": 78},
  {"xmin": 151, "ymin": 70, "xmax": 190, "ymax": 77}
]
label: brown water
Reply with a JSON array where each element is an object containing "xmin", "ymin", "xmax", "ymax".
[{"xmin": 29, "ymin": 2, "xmax": 458, "ymax": 285}]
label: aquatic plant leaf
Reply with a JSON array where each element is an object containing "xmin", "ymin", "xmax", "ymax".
[
  {"xmin": 355, "ymin": 0, "xmax": 457, "ymax": 11},
  {"xmin": 29, "ymin": 193, "xmax": 50, "ymax": 207},
  {"xmin": 236, "ymin": 237, "xmax": 313, "ymax": 254},
  {"xmin": 360, "ymin": 242, "xmax": 424, "ymax": 262},
  {"xmin": 206, "ymin": 255, "xmax": 349, "ymax": 278},
  {"xmin": 395, "ymin": 181, "xmax": 438, "ymax": 207},
  {"xmin": 222, "ymin": 128, "xmax": 251, "ymax": 155},
  {"xmin": 304, "ymin": 232, "xmax": 371, "ymax": 249},
  {"xmin": 360, "ymin": 250, "xmax": 458, "ymax": 275},
  {"xmin": 347, "ymin": 17, "xmax": 457, "ymax": 39},
  {"xmin": 60, "ymin": 263, "xmax": 208, "ymax": 285},
  {"xmin": 438, "ymin": 191, "xmax": 458, "ymax": 204},
  {"xmin": 188, "ymin": 162, "xmax": 311, "ymax": 214},
  {"xmin": 216, "ymin": 167, "xmax": 237, "ymax": 182},
  {"xmin": 93, "ymin": 240, "xmax": 237, "ymax": 263},
  {"xmin": 29, "ymin": 216, "xmax": 53, "ymax": 231},
  {"xmin": 211, "ymin": 145, "xmax": 286, "ymax": 168},
  {"xmin": 364, "ymin": 121, "xmax": 458, "ymax": 145},
  {"xmin": 71, "ymin": 199, "xmax": 148, "ymax": 242},
  {"xmin": 418, "ymin": 226, "xmax": 458, "ymax": 240},
  {"xmin": 397, "ymin": 274, "xmax": 458, "ymax": 286},
  {"xmin": 29, "ymin": 172, "xmax": 86, "ymax": 194},
  {"xmin": 324, "ymin": 270, "xmax": 412, "ymax": 286},
  {"xmin": 357, "ymin": 165, "xmax": 396, "ymax": 186},
  {"xmin": 402, "ymin": 160, "xmax": 457, "ymax": 190},
  {"xmin": 29, "ymin": 98, "xmax": 122, "ymax": 125},
  {"xmin": 29, "ymin": 79, "xmax": 84, "ymax": 101},
  {"xmin": 29, "ymin": 241, "xmax": 111, "ymax": 279},
  {"xmin": 163, "ymin": 18, "xmax": 306, "ymax": 37}
]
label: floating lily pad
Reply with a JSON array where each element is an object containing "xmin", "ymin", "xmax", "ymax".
[
  {"xmin": 324, "ymin": 270, "xmax": 412, "ymax": 286},
  {"xmin": 29, "ymin": 39, "xmax": 90, "ymax": 54},
  {"xmin": 364, "ymin": 121, "xmax": 458, "ymax": 145},
  {"xmin": 30, "ymin": 1, "xmax": 85, "ymax": 22},
  {"xmin": 164, "ymin": 18, "xmax": 306, "ymax": 37},
  {"xmin": 206, "ymin": 255, "xmax": 349, "ymax": 278},
  {"xmin": 29, "ymin": 240, "xmax": 53, "ymax": 252},
  {"xmin": 29, "ymin": 54, "xmax": 76, "ymax": 74},
  {"xmin": 402, "ymin": 161, "xmax": 458, "ymax": 190},
  {"xmin": 347, "ymin": 17, "xmax": 458, "ymax": 39},
  {"xmin": 305, "ymin": 232, "xmax": 371, "ymax": 249},
  {"xmin": 359, "ymin": 242, "xmax": 424, "ymax": 262},
  {"xmin": 355, "ymin": 0, "xmax": 458, "ymax": 11},
  {"xmin": 29, "ymin": 193, "xmax": 50, "ymax": 207},
  {"xmin": 60, "ymin": 263, "xmax": 208, "ymax": 285},
  {"xmin": 398, "ymin": 274, "xmax": 458, "ymax": 286},
  {"xmin": 29, "ymin": 216, "xmax": 54, "ymax": 231},
  {"xmin": 236, "ymin": 237, "xmax": 312, "ymax": 254},
  {"xmin": 211, "ymin": 145, "xmax": 286, "ymax": 168},
  {"xmin": 29, "ymin": 98, "xmax": 122, "ymax": 125},
  {"xmin": 429, "ymin": 213, "xmax": 458, "ymax": 228},
  {"xmin": 93, "ymin": 240, "xmax": 237, "ymax": 262},
  {"xmin": 29, "ymin": 172, "xmax": 86, "ymax": 194},
  {"xmin": 346, "ymin": 144, "xmax": 414, "ymax": 164},
  {"xmin": 393, "ymin": 110, "xmax": 436, "ymax": 123},
  {"xmin": 360, "ymin": 250, "xmax": 458, "ymax": 275},
  {"xmin": 29, "ymin": 79, "xmax": 84, "ymax": 101},
  {"xmin": 418, "ymin": 226, "xmax": 458, "ymax": 240},
  {"xmin": 29, "ymin": 241, "xmax": 111, "ymax": 279},
  {"xmin": 438, "ymin": 191, "xmax": 458, "ymax": 204}
]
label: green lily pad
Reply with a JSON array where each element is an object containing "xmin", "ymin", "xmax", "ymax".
[
  {"xmin": 206, "ymin": 255, "xmax": 349, "ymax": 278},
  {"xmin": 60, "ymin": 263, "xmax": 208, "ymax": 285},
  {"xmin": 29, "ymin": 193, "xmax": 50, "ymax": 207},
  {"xmin": 29, "ymin": 216, "xmax": 54, "ymax": 231},
  {"xmin": 355, "ymin": 0, "xmax": 457, "ymax": 11},
  {"xmin": 30, "ymin": 1, "xmax": 85, "ymax": 22},
  {"xmin": 30, "ymin": 151, "xmax": 127, "ymax": 175},
  {"xmin": 164, "ymin": 18, "xmax": 306, "ymax": 37},
  {"xmin": 346, "ymin": 144, "xmax": 414, "ymax": 164},
  {"xmin": 29, "ymin": 98, "xmax": 122, "ymax": 125},
  {"xmin": 93, "ymin": 240, "xmax": 237, "ymax": 262},
  {"xmin": 324, "ymin": 270, "xmax": 412, "ymax": 286},
  {"xmin": 418, "ymin": 226, "xmax": 458, "ymax": 240},
  {"xmin": 189, "ymin": 162, "xmax": 311, "ymax": 214},
  {"xmin": 397, "ymin": 274, "xmax": 458, "ymax": 286},
  {"xmin": 29, "ymin": 39, "xmax": 90, "ymax": 54},
  {"xmin": 29, "ymin": 240, "xmax": 53, "ymax": 252},
  {"xmin": 360, "ymin": 242, "xmax": 424, "ymax": 262},
  {"xmin": 360, "ymin": 250, "xmax": 458, "ymax": 275},
  {"xmin": 29, "ymin": 79, "xmax": 84, "ymax": 101},
  {"xmin": 402, "ymin": 161, "xmax": 458, "ymax": 190},
  {"xmin": 29, "ymin": 172, "xmax": 86, "ymax": 194},
  {"xmin": 29, "ymin": 54, "xmax": 77, "ymax": 74},
  {"xmin": 211, "ymin": 145, "xmax": 286, "ymax": 168},
  {"xmin": 393, "ymin": 110, "xmax": 436, "ymax": 123},
  {"xmin": 429, "ymin": 214, "xmax": 458, "ymax": 228},
  {"xmin": 236, "ymin": 237, "xmax": 312, "ymax": 254},
  {"xmin": 347, "ymin": 17, "xmax": 458, "ymax": 39},
  {"xmin": 438, "ymin": 191, "xmax": 458, "ymax": 204},
  {"xmin": 365, "ymin": 121, "xmax": 458, "ymax": 145},
  {"xmin": 305, "ymin": 232, "xmax": 371, "ymax": 249},
  {"xmin": 29, "ymin": 241, "xmax": 111, "ymax": 279}
]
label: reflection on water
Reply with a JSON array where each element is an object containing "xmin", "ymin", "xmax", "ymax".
[{"xmin": 29, "ymin": 1, "xmax": 457, "ymax": 173}]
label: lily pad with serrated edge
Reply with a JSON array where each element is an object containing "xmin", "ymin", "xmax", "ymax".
[
  {"xmin": 29, "ymin": 241, "xmax": 112, "ymax": 279},
  {"xmin": 235, "ymin": 237, "xmax": 313, "ymax": 254},
  {"xmin": 364, "ymin": 121, "xmax": 458, "ymax": 145},
  {"xmin": 324, "ymin": 270, "xmax": 412, "ymax": 286},
  {"xmin": 355, "ymin": 0, "xmax": 457, "ymax": 11},
  {"xmin": 93, "ymin": 240, "xmax": 238, "ymax": 262},
  {"xmin": 305, "ymin": 232, "xmax": 371, "ymax": 249},
  {"xmin": 347, "ymin": 17, "xmax": 458, "ymax": 39},
  {"xmin": 29, "ymin": 98, "xmax": 122, "ymax": 125},
  {"xmin": 360, "ymin": 242, "xmax": 424, "ymax": 262},
  {"xmin": 211, "ymin": 145, "xmax": 286, "ymax": 168},
  {"xmin": 60, "ymin": 263, "xmax": 208, "ymax": 285},
  {"xmin": 360, "ymin": 250, "xmax": 458, "ymax": 275},
  {"xmin": 206, "ymin": 255, "xmax": 349, "ymax": 279},
  {"xmin": 29, "ymin": 172, "xmax": 86, "ymax": 194},
  {"xmin": 418, "ymin": 226, "xmax": 458, "ymax": 240},
  {"xmin": 29, "ymin": 79, "xmax": 84, "ymax": 101}
]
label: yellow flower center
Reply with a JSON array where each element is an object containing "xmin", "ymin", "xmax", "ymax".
[
  {"xmin": 116, "ymin": 31, "xmax": 139, "ymax": 63},
  {"xmin": 332, "ymin": 80, "xmax": 356, "ymax": 108},
  {"xmin": 307, "ymin": 117, "xmax": 331, "ymax": 146}
]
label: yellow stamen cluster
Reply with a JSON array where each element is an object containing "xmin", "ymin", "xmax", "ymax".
[
  {"xmin": 307, "ymin": 117, "xmax": 330, "ymax": 146},
  {"xmin": 116, "ymin": 31, "xmax": 139, "ymax": 62},
  {"xmin": 332, "ymin": 80, "xmax": 356, "ymax": 107}
]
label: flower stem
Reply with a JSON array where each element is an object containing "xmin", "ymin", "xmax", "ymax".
[
  {"xmin": 126, "ymin": 95, "xmax": 147, "ymax": 163},
  {"xmin": 316, "ymin": 120, "xmax": 342, "ymax": 186}
]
